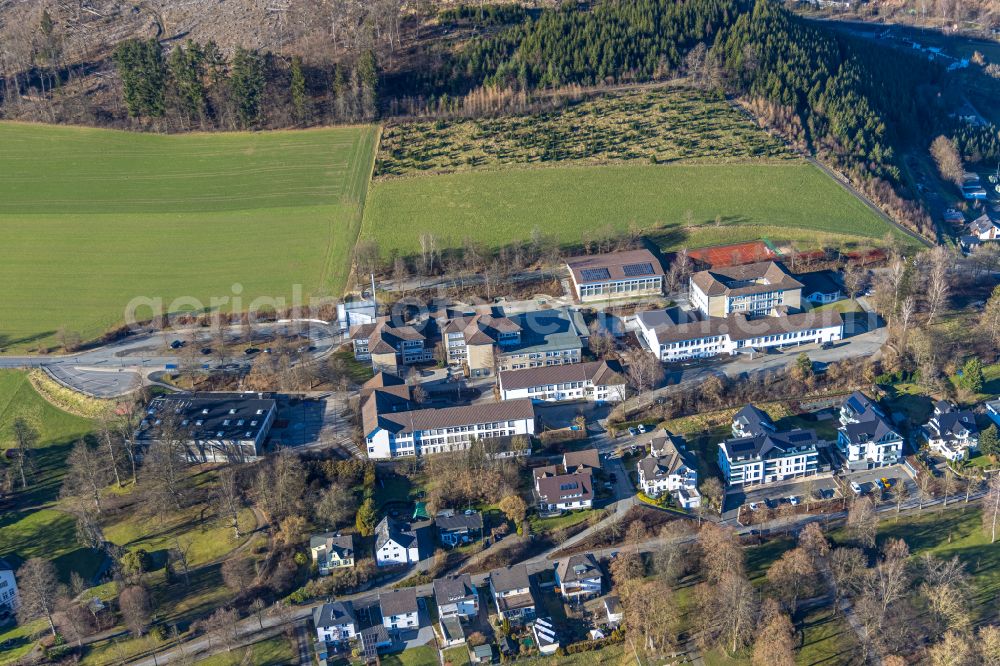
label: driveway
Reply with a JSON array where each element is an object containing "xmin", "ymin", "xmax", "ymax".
[
  {"xmin": 722, "ymin": 474, "xmax": 839, "ymax": 518},
  {"xmin": 846, "ymin": 465, "xmax": 915, "ymax": 498}
]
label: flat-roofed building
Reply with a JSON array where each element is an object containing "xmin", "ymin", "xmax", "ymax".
[
  {"xmin": 690, "ymin": 261, "xmax": 803, "ymax": 318},
  {"xmin": 565, "ymin": 249, "xmax": 665, "ymax": 302},
  {"xmin": 135, "ymin": 392, "xmax": 277, "ymax": 463}
]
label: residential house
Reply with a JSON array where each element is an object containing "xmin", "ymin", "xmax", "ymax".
[
  {"xmin": 435, "ymin": 510, "xmax": 484, "ymax": 547},
  {"xmin": 565, "ymin": 249, "xmax": 665, "ymax": 302},
  {"xmin": 380, "ymin": 588, "xmax": 419, "ymax": 631},
  {"xmin": 313, "ymin": 601, "xmax": 357, "ymax": 644},
  {"xmin": 719, "ymin": 426, "xmax": 820, "ymax": 487},
  {"xmin": 604, "ymin": 596, "xmax": 623, "ymax": 626},
  {"xmin": 434, "ymin": 574, "xmax": 479, "ymax": 618},
  {"xmin": 362, "ymin": 381, "xmax": 536, "ymax": 458},
  {"xmin": 442, "ymin": 308, "xmax": 587, "ymax": 377},
  {"xmin": 969, "ymin": 211, "xmax": 1000, "ymax": 241},
  {"xmin": 533, "ymin": 617, "xmax": 560, "ymax": 655},
  {"xmin": 690, "ymin": 261, "xmax": 803, "ymax": 318},
  {"xmin": 374, "ymin": 517, "xmax": 428, "ymax": 567},
  {"xmin": 0, "ymin": 559, "xmax": 17, "ymax": 617},
  {"xmin": 637, "ymin": 430, "xmax": 700, "ymax": 508},
  {"xmin": 637, "ymin": 307, "xmax": 843, "ymax": 362},
  {"xmin": 554, "ymin": 553, "xmax": 603, "ymax": 602},
  {"xmin": 353, "ymin": 597, "xmax": 392, "ymax": 660},
  {"xmin": 434, "ymin": 574, "xmax": 478, "ymax": 645},
  {"xmin": 922, "ymin": 400, "xmax": 979, "ymax": 461},
  {"xmin": 489, "ymin": 565, "xmax": 536, "ymax": 623},
  {"xmin": 350, "ymin": 318, "xmax": 433, "ymax": 372},
  {"xmin": 987, "ymin": 399, "xmax": 1000, "ymax": 427},
  {"xmin": 497, "ymin": 360, "xmax": 626, "ymax": 403},
  {"xmin": 135, "ymin": 392, "xmax": 277, "ymax": 463},
  {"xmin": 799, "ymin": 270, "xmax": 845, "ymax": 304},
  {"xmin": 470, "ymin": 644, "xmax": 494, "ymax": 664},
  {"xmin": 562, "ymin": 449, "xmax": 601, "ymax": 474},
  {"xmin": 309, "ymin": 533, "xmax": 355, "ymax": 575},
  {"xmin": 732, "ymin": 404, "xmax": 775, "ymax": 438},
  {"xmin": 534, "ymin": 468, "xmax": 594, "ymax": 512},
  {"xmin": 837, "ymin": 391, "xmax": 904, "ymax": 469}
]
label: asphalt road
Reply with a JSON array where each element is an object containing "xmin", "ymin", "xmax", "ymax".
[{"xmin": 0, "ymin": 320, "xmax": 341, "ymax": 397}]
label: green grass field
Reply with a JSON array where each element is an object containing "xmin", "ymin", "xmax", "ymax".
[
  {"xmin": 0, "ymin": 122, "xmax": 377, "ymax": 352},
  {"xmin": 361, "ymin": 162, "xmax": 914, "ymax": 259}
]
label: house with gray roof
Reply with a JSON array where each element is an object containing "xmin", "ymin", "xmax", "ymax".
[
  {"xmin": 732, "ymin": 404, "xmax": 775, "ymax": 438},
  {"xmin": 489, "ymin": 564, "xmax": 536, "ymax": 623},
  {"xmin": 309, "ymin": 533, "xmax": 355, "ymax": 575},
  {"xmin": 719, "ymin": 428, "xmax": 820, "ymax": 487},
  {"xmin": 313, "ymin": 601, "xmax": 357, "ymax": 644},
  {"xmin": 638, "ymin": 430, "xmax": 700, "ymax": 508},
  {"xmin": 922, "ymin": 401, "xmax": 979, "ymax": 462},
  {"xmin": 554, "ymin": 553, "xmax": 603, "ymax": 602},
  {"xmin": 837, "ymin": 391, "xmax": 903, "ymax": 469},
  {"xmin": 379, "ymin": 588, "xmax": 419, "ymax": 632},
  {"xmin": 535, "ymin": 468, "xmax": 594, "ymax": 512},
  {"xmin": 435, "ymin": 510, "xmax": 484, "ymax": 547},
  {"xmin": 690, "ymin": 261, "xmax": 804, "ymax": 318},
  {"xmin": 498, "ymin": 360, "xmax": 626, "ymax": 403},
  {"xmin": 374, "ymin": 517, "xmax": 429, "ymax": 567},
  {"xmin": 565, "ymin": 249, "xmax": 665, "ymax": 302}
]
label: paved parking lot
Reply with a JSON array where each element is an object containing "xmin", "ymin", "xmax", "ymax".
[
  {"xmin": 47, "ymin": 365, "xmax": 140, "ymax": 398},
  {"xmin": 723, "ymin": 475, "xmax": 840, "ymax": 517},
  {"xmin": 845, "ymin": 465, "xmax": 915, "ymax": 497}
]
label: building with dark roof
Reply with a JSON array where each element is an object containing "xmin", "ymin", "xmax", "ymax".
[
  {"xmin": 562, "ymin": 449, "xmax": 601, "ymax": 474},
  {"xmin": 565, "ymin": 249, "xmax": 665, "ymax": 302},
  {"xmin": 554, "ymin": 553, "xmax": 603, "ymax": 601},
  {"xmin": 435, "ymin": 510, "xmax": 484, "ymax": 547},
  {"xmin": 535, "ymin": 469, "xmax": 593, "ymax": 512},
  {"xmin": 489, "ymin": 565, "xmax": 536, "ymax": 623},
  {"xmin": 374, "ymin": 517, "xmax": 430, "ymax": 567},
  {"xmin": 798, "ymin": 270, "xmax": 845, "ymax": 305},
  {"xmin": 313, "ymin": 601, "xmax": 357, "ymax": 643},
  {"xmin": 718, "ymin": 427, "xmax": 820, "ymax": 487},
  {"xmin": 837, "ymin": 391, "xmax": 903, "ymax": 470},
  {"xmin": 922, "ymin": 401, "xmax": 979, "ymax": 462},
  {"xmin": 498, "ymin": 360, "xmax": 626, "ymax": 403},
  {"xmin": 135, "ymin": 392, "xmax": 277, "ymax": 463},
  {"xmin": 690, "ymin": 261, "xmax": 803, "ymax": 318},
  {"xmin": 434, "ymin": 574, "xmax": 478, "ymax": 619},
  {"xmin": 309, "ymin": 533, "xmax": 355, "ymax": 575},
  {"xmin": 638, "ymin": 430, "xmax": 700, "ymax": 508},
  {"xmin": 379, "ymin": 588, "xmax": 419, "ymax": 632},
  {"xmin": 969, "ymin": 211, "xmax": 1000, "ymax": 241},
  {"xmin": 732, "ymin": 404, "xmax": 775, "ymax": 438}
]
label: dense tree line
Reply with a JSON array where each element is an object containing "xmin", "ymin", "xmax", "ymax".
[{"xmin": 111, "ymin": 38, "xmax": 379, "ymax": 129}]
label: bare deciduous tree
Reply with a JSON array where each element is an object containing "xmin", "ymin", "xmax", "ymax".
[
  {"xmin": 16, "ymin": 558, "xmax": 62, "ymax": 636},
  {"xmin": 215, "ymin": 466, "xmax": 245, "ymax": 539},
  {"xmin": 983, "ymin": 472, "xmax": 1000, "ymax": 544},
  {"xmin": 63, "ymin": 439, "xmax": 110, "ymax": 514},
  {"xmin": 119, "ymin": 585, "xmax": 152, "ymax": 637},
  {"xmin": 847, "ymin": 496, "xmax": 878, "ymax": 548}
]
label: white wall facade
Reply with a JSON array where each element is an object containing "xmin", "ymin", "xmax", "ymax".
[
  {"xmin": 316, "ymin": 622, "xmax": 356, "ymax": 643},
  {"xmin": 500, "ymin": 380, "xmax": 625, "ymax": 403},
  {"xmin": 383, "ymin": 611, "xmax": 418, "ymax": 630},
  {"xmin": 366, "ymin": 416, "xmax": 534, "ymax": 459},
  {"xmin": 0, "ymin": 569, "xmax": 17, "ymax": 613},
  {"xmin": 639, "ymin": 318, "xmax": 842, "ymax": 363},
  {"xmin": 375, "ymin": 539, "xmax": 419, "ymax": 567}
]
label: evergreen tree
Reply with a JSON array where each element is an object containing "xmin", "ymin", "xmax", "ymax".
[
  {"xmin": 168, "ymin": 40, "xmax": 207, "ymax": 122},
  {"xmin": 980, "ymin": 425, "xmax": 1000, "ymax": 459},
  {"xmin": 229, "ymin": 47, "xmax": 267, "ymax": 128},
  {"xmin": 113, "ymin": 39, "xmax": 167, "ymax": 118},
  {"xmin": 290, "ymin": 55, "xmax": 309, "ymax": 123},
  {"xmin": 355, "ymin": 497, "xmax": 377, "ymax": 537}
]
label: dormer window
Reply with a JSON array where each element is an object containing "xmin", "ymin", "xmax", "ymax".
[
  {"xmin": 229, "ymin": 408, "xmax": 237, "ymax": 414},
  {"xmin": 202, "ymin": 408, "xmax": 210, "ymax": 415}
]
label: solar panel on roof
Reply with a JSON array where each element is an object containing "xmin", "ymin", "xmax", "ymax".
[
  {"xmin": 622, "ymin": 262, "xmax": 654, "ymax": 276},
  {"xmin": 580, "ymin": 267, "xmax": 611, "ymax": 281}
]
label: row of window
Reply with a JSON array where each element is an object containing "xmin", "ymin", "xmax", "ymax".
[{"xmin": 578, "ymin": 277, "xmax": 661, "ymax": 297}]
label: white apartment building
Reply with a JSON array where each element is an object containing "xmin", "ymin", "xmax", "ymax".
[
  {"xmin": 637, "ymin": 307, "xmax": 843, "ymax": 362},
  {"xmin": 719, "ymin": 429, "xmax": 820, "ymax": 487},
  {"xmin": 837, "ymin": 391, "xmax": 904, "ymax": 470},
  {"xmin": 497, "ymin": 360, "xmax": 626, "ymax": 402},
  {"xmin": 362, "ymin": 397, "xmax": 535, "ymax": 459}
]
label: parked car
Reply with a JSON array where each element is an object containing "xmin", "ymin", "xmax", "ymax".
[
  {"xmin": 170, "ymin": 339, "xmax": 185, "ymax": 349},
  {"xmin": 627, "ymin": 427, "xmax": 640, "ymax": 436},
  {"xmin": 748, "ymin": 502, "xmax": 760, "ymax": 511},
  {"xmin": 788, "ymin": 496, "xmax": 800, "ymax": 506},
  {"xmin": 879, "ymin": 477, "xmax": 892, "ymax": 490},
  {"xmin": 637, "ymin": 424, "xmax": 648, "ymax": 434},
  {"xmin": 850, "ymin": 481, "xmax": 863, "ymax": 495},
  {"xmin": 200, "ymin": 347, "xmax": 212, "ymax": 355},
  {"xmin": 244, "ymin": 348, "xmax": 260, "ymax": 355}
]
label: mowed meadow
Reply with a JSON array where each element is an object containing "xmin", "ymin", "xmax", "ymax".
[
  {"xmin": 0, "ymin": 122, "xmax": 377, "ymax": 352},
  {"xmin": 362, "ymin": 88, "xmax": 913, "ymax": 260}
]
